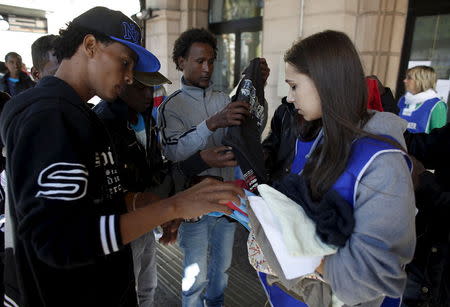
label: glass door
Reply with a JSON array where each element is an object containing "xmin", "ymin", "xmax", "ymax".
[
  {"xmin": 209, "ymin": 0, "xmax": 263, "ymax": 94},
  {"xmin": 408, "ymin": 13, "xmax": 450, "ymax": 102}
]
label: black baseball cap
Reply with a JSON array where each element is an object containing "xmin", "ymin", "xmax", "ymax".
[
  {"xmin": 134, "ymin": 71, "xmax": 172, "ymax": 87},
  {"xmin": 71, "ymin": 6, "xmax": 160, "ymax": 73}
]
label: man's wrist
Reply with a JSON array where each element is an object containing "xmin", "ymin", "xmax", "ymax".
[
  {"xmin": 167, "ymin": 194, "xmax": 181, "ymax": 218},
  {"xmin": 206, "ymin": 118, "xmax": 216, "ymax": 131}
]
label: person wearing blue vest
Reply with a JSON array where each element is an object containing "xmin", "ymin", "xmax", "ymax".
[
  {"xmin": 257, "ymin": 30, "xmax": 416, "ymax": 307},
  {"xmin": 398, "ymin": 65, "xmax": 447, "ymax": 134}
]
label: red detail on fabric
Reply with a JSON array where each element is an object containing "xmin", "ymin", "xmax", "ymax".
[
  {"xmin": 225, "ymin": 201, "xmax": 248, "ymax": 217},
  {"xmin": 153, "ymin": 96, "xmax": 164, "ymax": 107},
  {"xmin": 366, "ymin": 78, "xmax": 383, "ymax": 112},
  {"xmin": 229, "ymin": 179, "xmax": 248, "ymax": 189}
]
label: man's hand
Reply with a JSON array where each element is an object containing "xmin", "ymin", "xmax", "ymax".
[
  {"xmin": 259, "ymin": 58, "xmax": 270, "ymax": 85},
  {"xmin": 206, "ymin": 101, "xmax": 250, "ymax": 131},
  {"xmin": 159, "ymin": 218, "xmax": 182, "ymax": 245},
  {"xmin": 120, "ymin": 179, "xmax": 243, "ymax": 245},
  {"xmin": 200, "ymin": 146, "xmax": 237, "ymax": 168},
  {"xmin": 172, "ymin": 177, "xmax": 243, "ymax": 219}
]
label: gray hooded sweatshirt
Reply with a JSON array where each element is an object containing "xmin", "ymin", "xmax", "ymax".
[
  {"xmin": 158, "ymin": 78, "xmax": 234, "ymax": 181},
  {"xmin": 322, "ymin": 111, "xmax": 416, "ymax": 306}
]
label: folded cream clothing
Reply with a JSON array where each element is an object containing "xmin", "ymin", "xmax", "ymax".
[
  {"xmin": 255, "ymin": 184, "xmax": 337, "ymax": 256},
  {"xmin": 247, "ymin": 194, "xmax": 323, "ymax": 279}
]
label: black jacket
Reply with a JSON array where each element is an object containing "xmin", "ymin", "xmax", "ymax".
[
  {"xmin": 223, "ymin": 58, "xmax": 267, "ymax": 192},
  {"xmin": 0, "ymin": 76, "xmax": 136, "ymax": 307},
  {"xmin": 405, "ymin": 125, "xmax": 450, "ymax": 190},
  {"xmin": 94, "ymin": 99, "xmax": 210, "ymax": 194},
  {"xmin": 262, "ymin": 97, "xmax": 298, "ymax": 182},
  {"xmin": 380, "ymin": 87, "xmax": 399, "ymax": 114},
  {"xmin": 0, "ymin": 71, "xmax": 35, "ymax": 96},
  {"xmin": 404, "ymin": 125, "xmax": 450, "ymax": 306},
  {"xmin": 95, "ymin": 99, "xmax": 166, "ymax": 192}
]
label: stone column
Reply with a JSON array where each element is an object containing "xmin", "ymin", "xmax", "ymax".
[
  {"xmin": 355, "ymin": 0, "xmax": 408, "ymax": 92},
  {"xmin": 144, "ymin": 0, "xmax": 208, "ymax": 93},
  {"xmin": 261, "ymin": 0, "xmax": 302, "ymax": 134}
]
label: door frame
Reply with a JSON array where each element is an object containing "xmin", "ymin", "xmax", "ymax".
[{"xmin": 209, "ymin": 12, "xmax": 262, "ymax": 88}]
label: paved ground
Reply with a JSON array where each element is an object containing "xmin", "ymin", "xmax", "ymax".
[{"xmin": 154, "ymin": 225, "xmax": 268, "ymax": 306}]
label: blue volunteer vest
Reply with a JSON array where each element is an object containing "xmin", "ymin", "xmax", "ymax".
[
  {"xmin": 398, "ymin": 96, "xmax": 441, "ymax": 133},
  {"xmin": 259, "ymin": 135, "xmax": 411, "ymax": 307}
]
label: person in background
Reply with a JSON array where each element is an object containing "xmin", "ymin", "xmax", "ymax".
[
  {"xmin": 398, "ymin": 66, "xmax": 447, "ymax": 133},
  {"xmin": 31, "ymin": 35, "xmax": 60, "ymax": 81},
  {"xmin": 367, "ymin": 75, "xmax": 399, "ymax": 114},
  {"xmin": 402, "ymin": 126, "xmax": 450, "ymax": 306},
  {"xmin": 0, "ymin": 52, "xmax": 35, "ymax": 96},
  {"xmin": 366, "ymin": 77, "xmax": 384, "ymax": 112},
  {"xmin": 262, "ymin": 97, "xmax": 298, "ymax": 182}
]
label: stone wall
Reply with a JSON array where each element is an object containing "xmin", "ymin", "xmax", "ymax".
[{"xmin": 144, "ymin": 0, "xmax": 208, "ymax": 93}]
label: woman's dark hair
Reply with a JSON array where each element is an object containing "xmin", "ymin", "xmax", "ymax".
[
  {"xmin": 284, "ymin": 30, "xmax": 402, "ymax": 200},
  {"xmin": 54, "ymin": 22, "xmax": 114, "ymax": 62},
  {"xmin": 172, "ymin": 28, "xmax": 217, "ymax": 70}
]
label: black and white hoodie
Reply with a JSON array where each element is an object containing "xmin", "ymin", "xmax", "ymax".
[{"xmin": 0, "ymin": 76, "xmax": 137, "ymax": 307}]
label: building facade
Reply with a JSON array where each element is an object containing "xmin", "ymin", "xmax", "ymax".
[
  {"xmin": 1, "ymin": 0, "xmax": 448, "ymax": 120},
  {"xmin": 142, "ymin": 0, "xmax": 450, "ymax": 128}
]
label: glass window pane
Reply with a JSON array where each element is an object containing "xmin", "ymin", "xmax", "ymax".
[
  {"xmin": 410, "ymin": 15, "xmax": 437, "ymax": 61},
  {"xmin": 433, "ymin": 14, "xmax": 450, "ymax": 80},
  {"xmin": 409, "ymin": 14, "xmax": 450, "ymax": 102},
  {"xmin": 240, "ymin": 31, "xmax": 262, "ymax": 74},
  {"xmin": 212, "ymin": 33, "xmax": 235, "ymax": 93},
  {"xmin": 209, "ymin": 0, "xmax": 264, "ymax": 23}
]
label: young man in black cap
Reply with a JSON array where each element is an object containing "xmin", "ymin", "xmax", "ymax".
[
  {"xmin": 94, "ymin": 70, "xmax": 238, "ymax": 307},
  {"xmin": 0, "ymin": 7, "xmax": 242, "ymax": 307}
]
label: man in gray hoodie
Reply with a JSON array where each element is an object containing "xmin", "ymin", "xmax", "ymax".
[{"xmin": 158, "ymin": 28, "xmax": 269, "ymax": 307}]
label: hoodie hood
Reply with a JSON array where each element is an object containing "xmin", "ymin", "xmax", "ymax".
[{"xmin": 363, "ymin": 111, "xmax": 408, "ymax": 148}]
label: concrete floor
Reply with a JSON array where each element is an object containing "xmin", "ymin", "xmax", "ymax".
[{"xmin": 154, "ymin": 225, "xmax": 268, "ymax": 307}]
